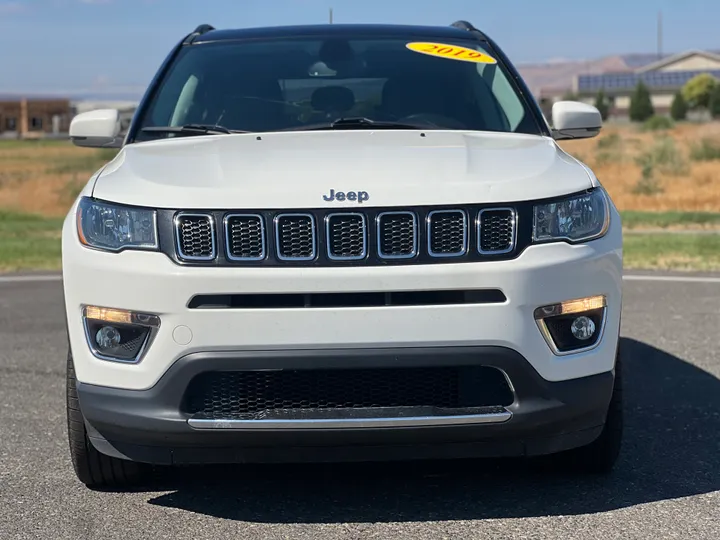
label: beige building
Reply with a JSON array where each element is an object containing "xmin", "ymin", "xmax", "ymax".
[
  {"xmin": 535, "ymin": 50, "xmax": 720, "ymax": 119},
  {"xmin": 0, "ymin": 98, "xmax": 72, "ymax": 138}
]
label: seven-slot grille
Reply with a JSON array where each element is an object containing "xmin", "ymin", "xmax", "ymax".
[
  {"xmin": 173, "ymin": 207, "xmax": 517, "ymax": 263},
  {"xmin": 175, "ymin": 214, "xmax": 216, "ymax": 260}
]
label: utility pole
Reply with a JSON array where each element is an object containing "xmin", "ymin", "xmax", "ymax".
[
  {"xmin": 657, "ymin": 10, "xmax": 663, "ymax": 59},
  {"xmin": 329, "ymin": 7, "xmax": 333, "ymax": 24}
]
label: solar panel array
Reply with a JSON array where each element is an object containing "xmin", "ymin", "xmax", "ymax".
[{"xmin": 578, "ymin": 69, "xmax": 720, "ymax": 92}]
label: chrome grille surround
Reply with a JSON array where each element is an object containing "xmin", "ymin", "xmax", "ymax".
[
  {"xmin": 477, "ymin": 208, "xmax": 517, "ymax": 255},
  {"xmin": 224, "ymin": 214, "xmax": 266, "ymax": 261},
  {"xmin": 274, "ymin": 213, "xmax": 316, "ymax": 261},
  {"xmin": 325, "ymin": 213, "xmax": 368, "ymax": 261},
  {"xmin": 376, "ymin": 211, "xmax": 418, "ymax": 260},
  {"xmin": 174, "ymin": 212, "xmax": 216, "ymax": 261},
  {"xmin": 170, "ymin": 205, "xmax": 521, "ymax": 265},
  {"xmin": 427, "ymin": 209, "xmax": 468, "ymax": 258}
]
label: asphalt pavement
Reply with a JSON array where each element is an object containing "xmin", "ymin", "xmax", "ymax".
[{"xmin": 0, "ymin": 273, "xmax": 718, "ymax": 539}]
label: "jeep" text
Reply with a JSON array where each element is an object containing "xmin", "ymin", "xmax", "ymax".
[{"xmin": 322, "ymin": 189, "xmax": 369, "ymax": 203}]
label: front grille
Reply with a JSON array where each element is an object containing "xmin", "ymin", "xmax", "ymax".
[
  {"xmin": 170, "ymin": 204, "xmax": 522, "ymax": 265},
  {"xmin": 326, "ymin": 213, "xmax": 366, "ymax": 260},
  {"xmin": 428, "ymin": 210, "xmax": 467, "ymax": 257},
  {"xmin": 175, "ymin": 214, "xmax": 215, "ymax": 260},
  {"xmin": 275, "ymin": 214, "xmax": 315, "ymax": 260},
  {"xmin": 184, "ymin": 366, "xmax": 514, "ymax": 420},
  {"xmin": 225, "ymin": 214, "xmax": 265, "ymax": 261},
  {"xmin": 377, "ymin": 212, "xmax": 417, "ymax": 259},
  {"xmin": 478, "ymin": 208, "xmax": 515, "ymax": 254}
]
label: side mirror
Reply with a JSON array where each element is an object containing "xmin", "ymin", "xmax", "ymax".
[
  {"xmin": 551, "ymin": 101, "xmax": 602, "ymax": 140},
  {"xmin": 69, "ymin": 109, "xmax": 123, "ymax": 148}
]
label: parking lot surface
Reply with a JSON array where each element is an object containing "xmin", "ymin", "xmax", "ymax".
[{"xmin": 0, "ymin": 274, "xmax": 718, "ymax": 539}]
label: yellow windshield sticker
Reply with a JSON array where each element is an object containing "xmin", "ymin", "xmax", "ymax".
[{"xmin": 406, "ymin": 42, "xmax": 497, "ymax": 64}]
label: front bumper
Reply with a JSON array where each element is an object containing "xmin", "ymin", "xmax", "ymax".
[
  {"xmin": 62, "ymin": 207, "xmax": 622, "ymax": 391},
  {"xmin": 78, "ymin": 346, "xmax": 616, "ymax": 465}
]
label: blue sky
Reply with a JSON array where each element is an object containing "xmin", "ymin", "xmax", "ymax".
[{"xmin": 0, "ymin": 0, "xmax": 717, "ymax": 97}]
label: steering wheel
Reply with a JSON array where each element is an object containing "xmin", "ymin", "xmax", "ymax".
[{"xmin": 398, "ymin": 113, "xmax": 468, "ymax": 130}]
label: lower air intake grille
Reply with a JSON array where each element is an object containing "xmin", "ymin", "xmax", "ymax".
[
  {"xmin": 276, "ymin": 214, "xmax": 315, "ymax": 260},
  {"xmin": 378, "ymin": 212, "xmax": 417, "ymax": 259},
  {"xmin": 184, "ymin": 366, "xmax": 514, "ymax": 420},
  {"xmin": 479, "ymin": 209, "xmax": 515, "ymax": 254},
  {"xmin": 176, "ymin": 214, "xmax": 215, "ymax": 260},
  {"xmin": 327, "ymin": 213, "xmax": 366, "ymax": 260},
  {"xmin": 226, "ymin": 214, "xmax": 265, "ymax": 260}
]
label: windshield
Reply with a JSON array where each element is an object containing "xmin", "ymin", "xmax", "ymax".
[{"xmin": 132, "ymin": 34, "xmax": 543, "ymax": 141}]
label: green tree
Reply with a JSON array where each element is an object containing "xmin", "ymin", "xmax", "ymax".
[
  {"xmin": 681, "ymin": 73, "xmax": 717, "ymax": 110},
  {"xmin": 594, "ymin": 89, "xmax": 610, "ymax": 120},
  {"xmin": 670, "ymin": 92, "xmax": 688, "ymax": 121},
  {"xmin": 629, "ymin": 81, "xmax": 654, "ymax": 122},
  {"xmin": 709, "ymin": 84, "xmax": 720, "ymax": 119}
]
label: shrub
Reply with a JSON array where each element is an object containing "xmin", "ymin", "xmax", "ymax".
[
  {"xmin": 636, "ymin": 136, "xmax": 688, "ymax": 176},
  {"xmin": 689, "ymin": 138, "xmax": 720, "ymax": 161},
  {"xmin": 629, "ymin": 81, "xmax": 654, "ymax": 122},
  {"xmin": 594, "ymin": 89, "xmax": 610, "ymax": 121},
  {"xmin": 595, "ymin": 132, "xmax": 624, "ymax": 165},
  {"xmin": 642, "ymin": 115, "xmax": 674, "ymax": 131},
  {"xmin": 632, "ymin": 154, "xmax": 662, "ymax": 195},
  {"xmin": 709, "ymin": 84, "xmax": 720, "ymax": 119},
  {"xmin": 597, "ymin": 132, "xmax": 621, "ymax": 150},
  {"xmin": 681, "ymin": 73, "xmax": 717, "ymax": 110},
  {"xmin": 670, "ymin": 92, "xmax": 688, "ymax": 121}
]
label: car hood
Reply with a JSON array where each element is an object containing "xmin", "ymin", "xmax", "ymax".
[{"xmin": 93, "ymin": 130, "xmax": 594, "ymax": 209}]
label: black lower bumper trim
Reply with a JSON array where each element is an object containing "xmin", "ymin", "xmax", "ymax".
[{"xmin": 76, "ymin": 346, "xmax": 615, "ymax": 465}]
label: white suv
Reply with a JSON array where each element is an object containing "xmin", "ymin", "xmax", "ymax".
[{"xmin": 63, "ymin": 21, "xmax": 623, "ymax": 488}]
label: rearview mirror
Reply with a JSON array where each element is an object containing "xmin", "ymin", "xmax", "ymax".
[
  {"xmin": 551, "ymin": 101, "xmax": 602, "ymax": 140},
  {"xmin": 69, "ymin": 109, "xmax": 123, "ymax": 148}
]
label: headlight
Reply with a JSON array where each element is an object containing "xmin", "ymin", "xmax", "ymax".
[
  {"xmin": 532, "ymin": 189, "xmax": 610, "ymax": 243},
  {"xmin": 76, "ymin": 197, "xmax": 158, "ymax": 252}
]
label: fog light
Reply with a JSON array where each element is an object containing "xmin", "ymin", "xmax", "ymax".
[
  {"xmin": 534, "ymin": 295, "xmax": 606, "ymax": 355},
  {"xmin": 570, "ymin": 316, "xmax": 596, "ymax": 340},
  {"xmin": 95, "ymin": 325, "xmax": 121, "ymax": 350},
  {"xmin": 82, "ymin": 305, "xmax": 160, "ymax": 363}
]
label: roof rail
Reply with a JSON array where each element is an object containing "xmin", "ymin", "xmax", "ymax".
[
  {"xmin": 450, "ymin": 20, "xmax": 476, "ymax": 31},
  {"xmin": 183, "ymin": 24, "xmax": 216, "ymax": 44},
  {"xmin": 450, "ymin": 20, "xmax": 487, "ymax": 39}
]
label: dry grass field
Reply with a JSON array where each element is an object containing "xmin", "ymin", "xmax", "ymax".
[
  {"xmin": 1, "ymin": 122, "xmax": 720, "ymax": 272},
  {"xmin": 561, "ymin": 121, "xmax": 720, "ymax": 215},
  {"xmin": 1, "ymin": 123, "xmax": 720, "ymax": 218},
  {"xmin": 0, "ymin": 140, "xmax": 115, "ymax": 217}
]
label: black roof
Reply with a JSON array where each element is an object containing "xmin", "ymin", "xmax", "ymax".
[{"xmin": 190, "ymin": 23, "xmax": 486, "ymax": 45}]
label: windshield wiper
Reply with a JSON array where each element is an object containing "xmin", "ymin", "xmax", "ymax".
[
  {"xmin": 140, "ymin": 124, "xmax": 250, "ymax": 136},
  {"xmin": 281, "ymin": 117, "xmax": 435, "ymax": 132}
]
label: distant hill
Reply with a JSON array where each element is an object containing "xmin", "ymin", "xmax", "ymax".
[{"xmin": 516, "ymin": 51, "xmax": 720, "ymax": 96}]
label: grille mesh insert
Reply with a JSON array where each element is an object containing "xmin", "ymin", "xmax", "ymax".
[
  {"xmin": 226, "ymin": 215, "xmax": 264, "ymax": 260},
  {"xmin": 276, "ymin": 214, "xmax": 315, "ymax": 260},
  {"xmin": 176, "ymin": 215, "xmax": 214, "ymax": 259},
  {"xmin": 378, "ymin": 213, "xmax": 416, "ymax": 258},
  {"xmin": 479, "ymin": 209, "xmax": 515, "ymax": 253},
  {"xmin": 428, "ymin": 210, "xmax": 467, "ymax": 256},
  {"xmin": 327, "ymin": 214, "xmax": 366, "ymax": 259},
  {"xmin": 185, "ymin": 366, "xmax": 514, "ymax": 420}
]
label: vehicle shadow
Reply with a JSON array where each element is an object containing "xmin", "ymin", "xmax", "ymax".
[{"xmin": 145, "ymin": 337, "xmax": 720, "ymax": 523}]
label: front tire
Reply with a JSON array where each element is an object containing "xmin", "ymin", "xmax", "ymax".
[
  {"xmin": 552, "ymin": 349, "xmax": 624, "ymax": 474},
  {"xmin": 66, "ymin": 350, "xmax": 149, "ymax": 489}
]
